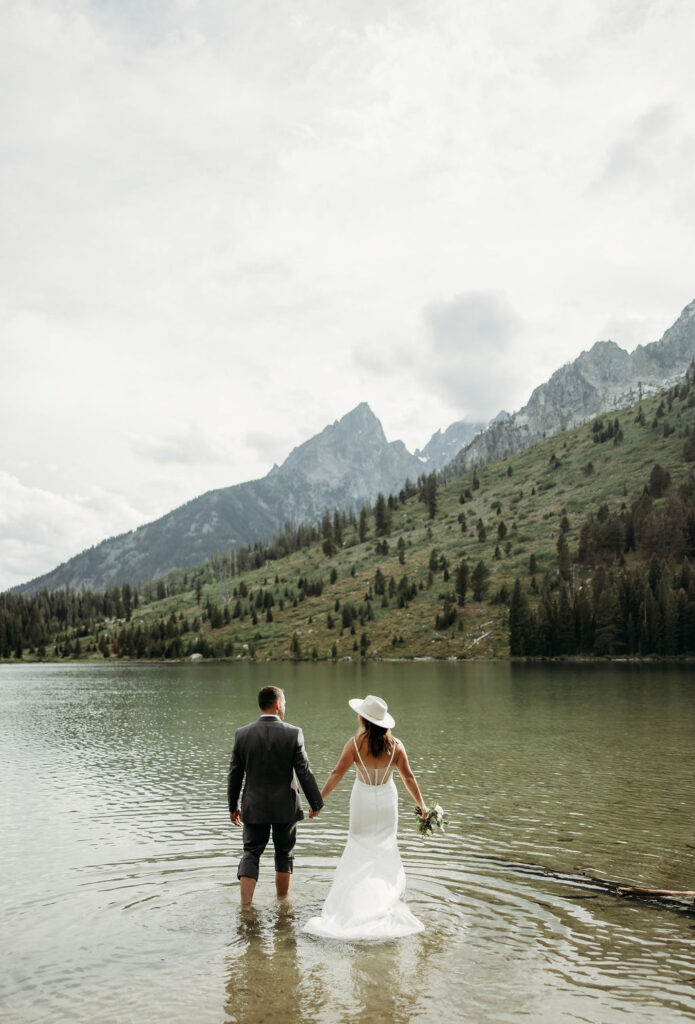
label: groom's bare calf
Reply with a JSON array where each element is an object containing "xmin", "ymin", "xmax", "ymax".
[
  {"xmin": 239, "ymin": 872, "xmax": 290, "ymax": 903},
  {"xmin": 240, "ymin": 876, "xmax": 256, "ymax": 905},
  {"xmin": 275, "ymin": 871, "xmax": 291, "ymax": 897}
]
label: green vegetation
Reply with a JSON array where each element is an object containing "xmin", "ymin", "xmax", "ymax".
[{"xmin": 3, "ymin": 367, "xmax": 695, "ymax": 662}]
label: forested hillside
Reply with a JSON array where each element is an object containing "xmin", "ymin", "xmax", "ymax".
[{"xmin": 2, "ymin": 367, "xmax": 695, "ymax": 662}]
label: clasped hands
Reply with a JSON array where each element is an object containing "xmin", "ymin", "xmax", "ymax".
[{"xmin": 229, "ymin": 807, "xmax": 321, "ymax": 825}]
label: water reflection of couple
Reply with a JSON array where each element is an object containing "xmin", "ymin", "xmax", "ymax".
[
  {"xmin": 224, "ymin": 900, "xmax": 426, "ymax": 1024},
  {"xmin": 227, "ymin": 686, "xmax": 427, "ymax": 940}
]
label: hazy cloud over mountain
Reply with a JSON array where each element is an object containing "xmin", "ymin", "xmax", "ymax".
[
  {"xmin": 243, "ymin": 431, "xmax": 295, "ymax": 468},
  {"xmin": 0, "ymin": 471, "xmax": 145, "ymax": 591},
  {"xmin": 422, "ymin": 292, "xmax": 524, "ymax": 418},
  {"xmin": 589, "ymin": 104, "xmax": 681, "ymax": 194},
  {"xmin": 131, "ymin": 427, "xmax": 227, "ymax": 466}
]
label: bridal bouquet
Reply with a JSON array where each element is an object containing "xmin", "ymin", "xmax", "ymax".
[{"xmin": 415, "ymin": 803, "xmax": 446, "ymax": 836}]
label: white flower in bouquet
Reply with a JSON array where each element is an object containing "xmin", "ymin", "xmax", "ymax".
[{"xmin": 415, "ymin": 801, "xmax": 446, "ymax": 836}]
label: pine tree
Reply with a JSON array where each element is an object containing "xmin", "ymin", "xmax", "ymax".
[
  {"xmin": 425, "ymin": 473, "xmax": 438, "ymax": 519},
  {"xmin": 471, "ymin": 561, "xmax": 489, "ymax": 601},
  {"xmin": 359, "ymin": 506, "xmax": 368, "ymax": 543},
  {"xmin": 374, "ymin": 493, "xmax": 391, "ymax": 536},
  {"xmin": 593, "ymin": 584, "xmax": 621, "ymax": 655},
  {"xmin": 455, "ymin": 560, "xmax": 469, "ymax": 607},
  {"xmin": 332, "ymin": 509, "xmax": 343, "ymax": 546},
  {"xmin": 122, "ymin": 583, "xmax": 133, "ymax": 621},
  {"xmin": 321, "ymin": 511, "xmax": 333, "ymax": 543},
  {"xmin": 556, "ymin": 586, "xmax": 575, "ymax": 654},
  {"xmin": 509, "ymin": 580, "xmax": 530, "ymax": 655},
  {"xmin": 557, "ymin": 533, "xmax": 570, "ymax": 581}
]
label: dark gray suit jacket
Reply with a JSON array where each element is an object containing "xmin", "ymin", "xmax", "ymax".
[{"xmin": 227, "ymin": 716, "xmax": 323, "ymax": 824}]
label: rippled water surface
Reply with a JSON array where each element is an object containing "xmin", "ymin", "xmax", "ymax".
[{"xmin": 2, "ymin": 661, "xmax": 694, "ymax": 1023}]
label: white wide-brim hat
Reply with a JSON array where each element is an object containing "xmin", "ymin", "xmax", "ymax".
[{"xmin": 349, "ymin": 694, "xmax": 395, "ymax": 729}]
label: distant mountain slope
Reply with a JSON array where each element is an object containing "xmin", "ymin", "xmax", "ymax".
[
  {"xmin": 414, "ymin": 418, "xmax": 487, "ymax": 469},
  {"xmin": 450, "ymin": 299, "xmax": 695, "ymax": 472},
  {"xmin": 15, "ymin": 404, "xmax": 424, "ymax": 594}
]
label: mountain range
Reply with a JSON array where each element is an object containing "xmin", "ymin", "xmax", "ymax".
[
  {"xmin": 15, "ymin": 405, "xmax": 471, "ymax": 594},
  {"xmin": 451, "ymin": 299, "xmax": 695, "ymax": 472},
  {"xmin": 13, "ymin": 298, "xmax": 695, "ymax": 595}
]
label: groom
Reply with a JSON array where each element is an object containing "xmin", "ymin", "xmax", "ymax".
[{"xmin": 227, "ymin": 685, "xmax": 323, "ymax": 904}]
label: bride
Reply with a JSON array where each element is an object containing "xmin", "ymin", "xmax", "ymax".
[{"xmin": 303, "ymin": 694, "xmax": 427, "ymax": 940}]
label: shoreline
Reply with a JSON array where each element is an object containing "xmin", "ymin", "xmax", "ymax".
[{"xmin": 2, "ymin": 654, "xmax": 694, "ymax": 667}]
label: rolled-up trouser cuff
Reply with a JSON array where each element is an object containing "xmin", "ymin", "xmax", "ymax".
[{"xmin": 238, "ymin": 821, "xmax": 297, "ymax": 880}]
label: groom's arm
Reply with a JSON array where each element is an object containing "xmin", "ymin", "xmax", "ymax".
[
  {"xmin": 227, "ymin": 731, "xmax": 245, "ymax": 819},
  {"xmin": 292, "ymin": 728, "xmax": 324, "ymax": 813}
]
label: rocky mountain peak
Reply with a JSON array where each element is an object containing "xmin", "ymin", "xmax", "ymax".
[
  {"xmin": 415, "ymin": 418, "xmax": 487, "ymax": 469},
  {"xmin": 13, "ymin": 402, "xmax": 422, "ymax": 593},
  {"xmin": 335, "ymin": 401, "xmax": 384, "ymax": 436},
  {"xmin": 450, "ymin": 297, "xmax": 695, "ymax": 473},
  {"xmin": 277, "ymin": 403, "xmax": 389, "ymax": 483}
]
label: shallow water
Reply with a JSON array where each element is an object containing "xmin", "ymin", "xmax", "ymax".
[{"xmin": 1, "ymin": 661, "xmax": 694, "ymax": 1023}]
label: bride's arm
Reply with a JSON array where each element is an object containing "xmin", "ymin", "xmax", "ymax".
[
  {"xmin": 319, "ymin": 740, "xmax": 355, "ymax": 802},
  {"xmin": 395, "ymin": 743, "xmax": 428, "ymax": 817}
]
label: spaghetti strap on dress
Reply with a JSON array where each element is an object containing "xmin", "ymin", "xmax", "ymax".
[{"xmin": 352, "ymin": 736, "xmax": 398, "ymax": 786}]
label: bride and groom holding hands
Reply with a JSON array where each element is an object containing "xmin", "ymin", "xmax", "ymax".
[{"xmin": 227, "ymin": 685, "xmax": 427, "ymax": 939}]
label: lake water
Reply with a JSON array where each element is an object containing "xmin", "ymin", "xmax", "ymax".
[{"xmin": 1, "ymin": 661, "xmax": 694, "ymax": 1023}]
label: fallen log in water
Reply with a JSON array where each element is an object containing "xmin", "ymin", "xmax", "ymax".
[
  {"xmin": 473, "ymin": 854, "xmax": 695, "ymax": 914},
  {"xmin": 580, "ymin": 872, "xmax": 695, "ymax": 912},
  {"xmin": 616, "ymin": 885, "xmax": 695, "ymax": 898}
]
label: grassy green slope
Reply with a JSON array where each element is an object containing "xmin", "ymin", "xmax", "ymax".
[{"xmin": 41, "ymin": 378, "xmax": 695, "ymax": 661}]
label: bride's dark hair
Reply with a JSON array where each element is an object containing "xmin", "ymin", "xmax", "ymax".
[{"xmin": 359, "ymin": 716, "xmax": 394, "ymax": 758}]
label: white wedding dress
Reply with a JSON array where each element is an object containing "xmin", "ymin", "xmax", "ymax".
[{"xmin": 303, "ymin": 739, "xmax": 424, "ymax": 940}]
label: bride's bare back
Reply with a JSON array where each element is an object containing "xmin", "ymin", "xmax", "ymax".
[
  {"xmin": 319, "ymin": 734, "xmax": 426, "ymax": 814},
  {"xmin": 352, "ymin": 735, "xmax": 399, "ymax": 786}
]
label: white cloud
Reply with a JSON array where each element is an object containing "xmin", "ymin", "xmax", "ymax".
[
  {"xmin": 419, "ymin": 292, "xmax": 525, "ymax": 418},
  {"xmin": 2, "ymin": 0, "xmax": 695, "ymax": 588},
  {"xmin": 589, "ymin": 105, "xmax": 679, "ymax": 195},
  {"xmin": 0, "ymin": 472, "xmax": 146, "ymax": 590},
  {"xmin": 130, "ymin": 425, "xmax": 227, "ymax": 465},
  {"xmin": 243, "ymin": 431, "xmax": 293, "ymax": 469},
  {"xmin": 424, "ymin": 292, "xmax": 522, "ymax": 357}
]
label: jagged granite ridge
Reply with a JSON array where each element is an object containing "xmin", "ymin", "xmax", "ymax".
[
  {"xmin": 450, "ymin": 299, "xmax": 695, "ymax": 472},
  {"xmin": 415, "ymin": 419, "xmax": 487, "ymax": 469}
]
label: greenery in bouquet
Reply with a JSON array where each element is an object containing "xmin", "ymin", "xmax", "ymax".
[{"xmin": 415, "ymin": 802, "xmax": 446, "ymax": 836}]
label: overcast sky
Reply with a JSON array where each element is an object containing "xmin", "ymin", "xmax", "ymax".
[{"xmin": 2, "ymin": 0, "xmax": 694, "ymax": 591}]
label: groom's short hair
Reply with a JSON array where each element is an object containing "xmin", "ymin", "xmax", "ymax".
[{"xmin": 258, "ymin": 685, "xmax": 284, "ymax": 711}]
